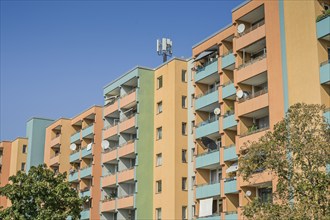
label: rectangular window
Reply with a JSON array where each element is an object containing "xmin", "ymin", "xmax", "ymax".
[
  {"xmin": 156, "ymin": 208, "xmax": 162, "ymax": 220},
  {"xmin": 182, "ymin": 96, "xmax": 187, "ymax": 108},
  {"xmin": 21, "ymin": 162, "xmax": 25, "ymax": 171},
  {"xmin": 157, "ymin": 101, "xmax": 163, "ymax": 114},
  {"xmin": 182, "ymin": 149, "xmax": 187, "ymax": 163},
  {"xmin": 210, "ymin": 170, "xmax": 217, "ymax": 184},
  {"xmin": 157, "ymin": 76, "xmax": 163, "ymax": 89},
  {"xmin": 182, "ymin": 122, "xmax": 187, "ymax": 135},
  {"xmin": 182, "ymin": 206, "xmax": 187, "ymax": 220},
  {"xmin": 156, "ymin": 153, "xmax": 162, "ymax": 166},
  {"xmin": 191, "ymin": 176, "xmax": 195, "ymax": 189},
  {"xmin": 191, "ymin": 148, "xmax": 195, "ymax": 162},
  {"xmin": 181, "ymin": 70, "xmax": 187, "ymax": 82},
  {"xmin": 156, "ymin": 180, "xmax": 162, "ymax": 193},
  {"xmin": 182, "ymin": 177, "xmax": 187, "ymax": 190},
  {"xmin": 156, "ymin": 127, "xmax": 162, "ymax": 140},
  {"xmin": 22, "ymin": 145, "xmax": 27, "ymax": 153},
  {"xmin": 258, "ymin": 187, "xmax": 273, "ymax": 203}
]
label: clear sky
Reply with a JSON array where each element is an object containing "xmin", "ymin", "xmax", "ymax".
[{"xmin": 0, "ymin": 0, "xmax": 244, "ymax": 141}]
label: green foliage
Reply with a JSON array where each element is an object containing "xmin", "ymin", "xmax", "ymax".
[
  {"xmin": 239, "ymin": 103, "xmax": 330, "ymax": 220},
  {"xmin": 0, "ymin": 164, "xmax": 87, "ymax": 220}
]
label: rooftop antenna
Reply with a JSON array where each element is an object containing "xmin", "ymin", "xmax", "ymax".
[{"xmin": 157, "ymin": 38, "xmax": 173, "ymax": 63}]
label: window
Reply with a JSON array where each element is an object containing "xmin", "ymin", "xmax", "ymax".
[
  {"xmin": 181, "ymin": 70, "xmax": 187, "ymax": 82},
  {"xmin": 157, "ymin": 101, "xmax": 163, "ymax": 114},
  {"xmin": 191, "ymin": 120, "xmax": 195, "ymax": 134},
  {"xmin": 191, "ymin": 94, "xmax": 194, "ymax": 107},
  {"xmin": 258, "ymin": 187, "xmax": 273, "ymax": 203},
  {"xmin": 21, "ymin": 162, "xmax": 25, "ymax": 171},
  {"xmin": 182, "ymin": 123, "xmax": 187, "ymax": 135},
  {"xmin": 182, "ymin": 206, "xmax": 187, "ymax": 220},
  {"xmin": 156, "ymin": 153, "xmax": 162, "ymax": 166},
  {"xmin": 192, "ymin": 205, "xmax": 195, "ymax": 217},
  {"xmin": 156, "ymin": 180, "xmax": 162, "ymax": 193},
  {"xmin": 191, "ymin": 148, "xmax": 195, "ymax": 162},
  {"xmin": 22, "ymin": 145, "xmax": 27, "ymax": 153},
  {"xmin": 182, "ymin": 150, "xmax": 187, "ymax": 163},
  {"xmin": 182, "ymin": 177, "xmax": 187, "ymax": 190},
  {"xmin": 156, "ymin": 127, "xmax": 162, "ymax": 140},
  {"xmin": 156, "ymin": 208, "xmax": 162, "ymax": 220},
  {"xmin": 182, "ymin": 96, "xmax": 187, "ymax": 108},
  {"xmin": 191, "ymin": 176, "xmax": 195, "ymax": 189},
  {"xmin": 157, "ymin": 76, "xmax": 163, "ymax": 89},
  {"xmin": 210, "ymin": 170, "xmax": 218, "ymax": 184}
]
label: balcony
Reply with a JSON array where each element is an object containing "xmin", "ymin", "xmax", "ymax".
[
  {"xmin": 237, "ymin": 89, "xmax": 268, "ymax": 116},
  {"xmin": 70, "ymin": 131, "xmax": 80, "ymax": 143},
  {"xmin": 195, "ymin": 88, "xmax": 219, "ymax": 112},
  {"xmin": 49, "ymin": 153, "xmax": 60, "ymax": 166},
  {"xmin": 222, "ymin": 82, "xmax": 236, "ymax": 100},
  {"xmin": 69, "ymin": 150, "xmax": 80, "ymax": 163},
  {"xmin": 236, "ymin": 20, "xmax": 265, "ymax": 50},
  {"xmin": 104, "ymin": 99, "xmax": 119, "ymax": 117},
  {"xmin": 223, "ymin": 145, "xmax": 237, "ymax": 162},
  {"xmin": 103, "ymin": 148, "xmax": 117, "ymax": 164},
  {"xmin": 196, "ymin": 182, "xmax": 221, "ymax": 199},
  {"xmin": 103, "ymin": 125, "xmax": 118, "ymax": 140},
  {"xmin": 236, "ymin": 55, "xmax": 267, "ymax": 84},
  {"xmin": 324, "ymin": 108, "xmax": 330, "ymax": 123},
  {"xmin": 195, "ymin": 118, "xmax": 219, "ymax": 139},
  {"xmin": 196, "ymin": 149, "xmax": 220, "ymax": 169},
  {"xmin": 239, "ymin": 170, "xmax": 273, "ymax": 187},
  {"xmin": 120, "ymin": 89, "xmax": 137, "ymax": 109},
  {"xmin": 68, "ymin": 171, "xmax": 79, "ymax": 182},
  {"xmin": 102, "ymin": 173, "xmax": 117, "ymax": 188},
  {"xmin": 195, "ymin": 59, "xmax": 218, "ymax": 83},
  {"xmin": 50, "ymin": 135, "xmax": 61, "ymax": 147},
  {"xmin": 223, "ymin": 113, "xmax": 237, "ymax": 130},
  {"xmin": 80, "ymin": 187, "xmax": 91, "ymax": 197},
  {"xmin": 197, "ymin": 214, "xmax": 220, "ymax": 220},
  {"xmin": 118, "ymin": 140, "xmax": 135, "ymax": 158},
  {"xmin": 80, "ymin": 209, "xmax": 90, "ymax": 220},
  {"xmin": 82, "ymin": 124, "xmax": 94, "ymax": 139},
  {"xmin": 316, "ymin": 14, "xmax": 330, "ymax": 40},
  {"xmin": 224, "ymin": 178, "xmax": 238, "ymax": 194},
  {"xmin": 225, "ymin": 212, "xmax": 238, "ymax": 220},
  {"xmin": 118, "ymin": 167, "xmax": 135, "ymax": 183},
  {"xmin": 81, "ymin": 146, "xmax": 92, "ymax": 158},
  {"xmin": 117, "ymin": 195, "xmax": 134, "ymax": 209},
  {"xmin": 80, "ymin": 165, "xmax": 92, "ymax": 179},
  {"xmin": 221, "ymin": 51, "xmax": 235, "ymax": 70},
  {"xmin": 119, "ymin": 114, "xmax": 136, "ymax": 133},
  {"xmin": 238, "ymin": 127, "xmax": 268, "ymax": 149},
  {"xmin": 101, "ymin": 199, "xmax": 116, "ymax": 212},
  {"xmin": 320, "ymin": 60, "xmax": 330, "ymax": 84}
]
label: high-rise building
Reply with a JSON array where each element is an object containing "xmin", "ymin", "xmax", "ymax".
[{"xmin": 191, "ymin": 0, "xmax": 330, "ymax": 219}]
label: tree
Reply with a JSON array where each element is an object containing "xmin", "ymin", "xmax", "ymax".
[
  {"xmin": 239, "ymin": 103, "xmax": 330, "ymax": 220},
  {"xmin": 0, "ymin": 164, "xmax": 87, "ymax": 220}
]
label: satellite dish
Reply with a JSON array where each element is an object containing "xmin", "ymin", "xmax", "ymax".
[
  {"xmin": 101, "ymin": 140, "xmax": 110, "ymax": 150},
  {"xmin": 246, "ymin": 190, "xmax": 252, "ymax": 197},
  {"xmin": 214, "ymin": 108, "xmax": 221, "ymax": 115},
  {"xmin": 236, "ymin": 90, "xmax": 244, "ymax": 99},
  {"xmin": 237, "ymin": 23, "xmax": 246, "ymax": 34},
  {"xmin": 86, "ymin": 143, "xmax": 92, "ymax": 151},
  {"xmin": 70, "ymin": 143, "xmax": 77, "ymax": 151}
]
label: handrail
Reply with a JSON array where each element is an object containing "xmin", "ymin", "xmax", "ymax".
[
  {"xmin": 238, "ymin": 87, "xmax": 268, "ymax": 103},
  {"xmin": 70, "ymin": 149, "xmax": 80, "ymax": 155},
  {"xmin": 118, "ymin": 166, "xmax": 135, "ymax": 173},
  {"xmin": 103, "ymin": 146, "xmax": 118, "ymax": 153},
  {"xmin": 102, "ymin": 197, "xmax": 116, "ymax": 202},
  {"xmin": 104, "ymin": 97, "xmax": 118, "ymax": 106},
  {"xmin": 225, "ymin": 211, "xmax": 238, "ymax": 215},
  {"xmin": 196, "ymin": 146, "xmax": 220, "ymax": 158},
  {"xmin": 223, "ymin": 110, "xmax": 235, "ymax": 118},
  {"xmin": 80, "ymin": 187, "xmax": 90, "ymax": 192},
  {"xmin": 223, "ymin": 144, "xmax": 235, "ymax": 149},
  {"xmin": 237, "ymin": 53, "xmax": 267, "ymax": 70},
  {"xmin": 320, "ymin": 59, "xmax": 330, "ymax": 67},
  {"xmin": 103, "ymin": 172, "xmax": 116, "ymax": 177},
  {"xmin": 222, "ymin": 80, "xmax": 233, "ymax": 87},
  {"xmin": 316, "ymin": 9, "xmax": 330, "ymax": 22},
  {"xmin": 195, "ymin": 86, "xmax": 219, "ymax": 99},
  {"xmin": 104, "ymin": 120, "xmax": 120, "ymax": 130},
  {"xmin": 221, "ymin": 49, "xmax": 233, "ymax": 58},
  {"xmin": 71, "ymin": 130, "xmax": 80, "ymax": 137},
  {"xmin": 120, "ymin": 113, "xmax": 136, "ymax": 122},
  {"xmin": 237, "ymin": 19, "xmax": 265, "ymax": 37},
  {"xmin": 196, "ymin": 58, "xmax": 218, "ymax": 73},
  {"xmin": 117, "ymin": 193, "xmax": 134, "ymax": 199},
  {"xmin": 196, "ymin": 116, "xmax": 218, "ymax": 128},
  {"xmin": 119, "ymin": 139, "xmax": 136, "ymax": 148},
  {"xmin": 240, "ymin": 126, "xmax": 269, "ymax": 138},
  {"xmin": 224, "ymin": 176, "xmax": 237, "ymax": 182},
  {"xmin": 80, "ymin": 164, "xmax": 92, "ymax": 171},
  {"xmin": 196, "ymin": 181, "xmax": 220, "ymax": 188},
  {"xmin": 120, "ymin": 88, "xmax": 137, "ymax": 99}
]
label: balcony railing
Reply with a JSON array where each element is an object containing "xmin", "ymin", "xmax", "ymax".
[
  {"xmin": 237, "ymin": 52, "xmax": 267, "ymax": 70},
  {"xmin": 80, "ymin": 187, "xmax": 90, "ymax": 193},
  {"xmin": 71, "ymin": 130, "xmax": 80, "ymax": 136},
  {"xmin": 196, "ymin": 180, "xmax": 220, "ymax": 188},
  {"xmin": 196, "ymin": 58, "xmax": 218, "ymax": 73},
  {"xmin": 240, "ymin": 125, "xmax": 269, "ymax": 138},
  {"xmin": 196, "ymin": 144, "xmax": 220, "ymax": 158},
  {"xmin": 222, "ymin": 80, "xmax": 233, "ymax": 87},
  {"xmin": 118, "ymin": 166, "xmax": 135, "ymax": 173},
  {"xmin": 196, "ymin": 116, "xmax": 218, "ymax": 128},
  {"xmin": 223, "ymin": 110, "xmax": 235, "ymax": 118},
  {"xmin": 82, "ymin": 123, "xmax": 93, "ymax": 131},
  {"xmin": 119, "ymin": 139, "xmax": 136, "ymax": 148},
  {"xmin": 103, "ymin": 145, "xmax": 118, "ymax": 153},
  {"xmin": 80, "ymin": 164, "xmax": 92, "ymax": 171},
  {"xmin": 70, "ymin": 149, "xmax": 80, "ymax": 155},
  {"xmin": 120, "ymin": 88, "xmax": 137, "ymax": 99},
  {"xmin": 316, "ymin": 9, "xmax": 330, "ymax": 22},
  {"xmin": 117, "ymin": 193, "xmax": 135, "ymax": 199},
  {"xmin": 120, "ymin": 113, "xmax": 136, "ymax": 123},
  {"xmin": 223, "ymin": 144, "xmax": 235, "ymax": 149},
  {"xmin": 104, "ymin": 96, "xmax": 119, "ymax": 106},
  {"xmin": 195, "ymin": 86, "xmax": 219, "ymax": 99},
  {"xmin": 238, "ymin": 87, "xmax": 268, "ymax": 103},
  {"xmin": 220, "ymin": 49, "xmax": 233, "ymax": 58},
  {"xmin": 50, "ymin": 152, "xmax": 60, "ymax": 158},
  {"xmin": 237, "ymin": 19, "xmax": 265, "ymax": 37},
  {"xmin": 321, "ymin": 59, "xmax": 330, "ymax": 67}
]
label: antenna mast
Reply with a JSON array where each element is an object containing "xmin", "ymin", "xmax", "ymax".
[{"xmin": 157, "ymin": 38, "xmax": 173, "ymax": 63}]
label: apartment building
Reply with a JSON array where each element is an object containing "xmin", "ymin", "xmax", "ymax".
[
  {"xmin": 0, "ymin": 137, "xmax": 28, "ymax": 208},
  {"xmin": 67, "ymin": 106, "xmax": 103, "ymax": 220},
  {"xmin": 44, "ymin": 118, "xmax": 72, "ymax": 174},
  {"xmin": 153, "ymin": 58, "xmax": 189, "ymax": 220},
  {"xmin": 100, "ymin": 67, "xmax": 154, "ymax": 220},
  {"xmin": 191, "ymin": 0, "xmax": 330, "ymax": 219}
]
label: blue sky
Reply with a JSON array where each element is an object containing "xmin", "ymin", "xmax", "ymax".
[{"xmin": 0, "ymin": 0, "xmax": 244, "ymax": 141}]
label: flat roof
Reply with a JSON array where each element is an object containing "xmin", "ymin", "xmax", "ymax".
[
  {"xmin": 70, "ymin": 104, "xmax": 103, "ymax": 120},
  {"xmin": 26, "ymin": 117, "xmax": 54, "ymax": 123}
]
